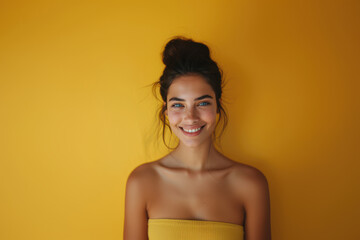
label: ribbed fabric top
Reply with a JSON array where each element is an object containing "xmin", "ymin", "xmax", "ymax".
[{"xmin": 148, "ymin": 218, "xmax": 244, "ymax": 240}]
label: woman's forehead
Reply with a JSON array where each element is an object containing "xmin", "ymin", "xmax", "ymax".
[{"xmin": 168, "ymin": 75, "xmax": 215, "ymax": 98}]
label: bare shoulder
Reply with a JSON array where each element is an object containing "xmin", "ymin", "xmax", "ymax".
[
  {"xmin": 126, "ymin": 160, "xmax": 160, "ymax": 189},
  {"xmin": 227, "ymin": 161, "xmax": 270, "ymax": 197},
  {"xmin": 227, "ymin": 161, "xmax": 272, "ymax": 239},
  {"xmin": 231, "ymin": 162, "xmax": 268, "ymax": 182},
  {"xmin": 124, "ymin": 161, "xmax": 159, "ymax": 240},
  {"xmin": 127, "ymin": 160, "xmax": 158, "ymax": 180}
]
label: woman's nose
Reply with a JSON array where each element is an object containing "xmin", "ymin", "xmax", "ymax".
[{"xmin": 184, "ymin": 107, "xmax": 198, "ymax": 120}]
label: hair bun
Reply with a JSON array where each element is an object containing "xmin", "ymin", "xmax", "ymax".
[{"xmin": 162, "ymin": 36, "xmax": 211, "ymax": 66}]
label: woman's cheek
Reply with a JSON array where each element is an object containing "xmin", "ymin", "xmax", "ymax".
[
  {"xmin": 203, "ymin": 109, "xmax": 217, "ymax": 122},
  {"xmin": 168, "ymin": 111, "xmax": 182, "ymax": 123}
]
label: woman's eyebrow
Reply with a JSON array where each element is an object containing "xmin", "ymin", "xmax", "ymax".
[{"xmin": 169, "ymin": 95, "xmax": 213, "ymax": 102}]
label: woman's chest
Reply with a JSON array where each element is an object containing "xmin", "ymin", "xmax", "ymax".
[{"xmin": 146, "ymin": 171, "xmax": 245, "ymax": 224}]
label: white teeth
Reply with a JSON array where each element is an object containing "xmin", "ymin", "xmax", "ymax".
[{"xmin": 183, "ymin": 127, "xmax": 202, "ymax": 133}]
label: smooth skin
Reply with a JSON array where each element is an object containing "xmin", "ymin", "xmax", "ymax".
[{"xmin": 124, "ymin": 74, "xmax": 271, "ymax": 240}]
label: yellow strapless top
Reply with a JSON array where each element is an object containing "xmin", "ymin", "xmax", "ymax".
[{"xmin": 148, "ymin": 218, "xmax": 244, "ymax": 240}]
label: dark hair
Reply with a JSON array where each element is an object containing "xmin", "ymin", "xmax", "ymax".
[{"xmin": 152, "ymin": 36, "xmax": 228, "ymax": 149}]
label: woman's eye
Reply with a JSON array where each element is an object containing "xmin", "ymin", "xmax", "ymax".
[
  {"xmin": 198, "ymin": 102, "xmax": 210, "ymax": 106},
  {"xmin": 172, "ymin": 103, "xmax": 183, "ymax": 108}
]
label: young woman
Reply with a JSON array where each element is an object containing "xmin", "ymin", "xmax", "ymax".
[{"xmin": 124, "ymin": 37, "xmax": 271, "ymax": 240}]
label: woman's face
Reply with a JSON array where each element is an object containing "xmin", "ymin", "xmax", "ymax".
[{"xmin": 165, "ymin": 74, "xmax": 218, "ymax": 148}]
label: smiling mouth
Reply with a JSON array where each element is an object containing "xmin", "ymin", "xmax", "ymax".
[{"xmin": 179, "ymin": 125, "xmax": 206, "ymax": 133}]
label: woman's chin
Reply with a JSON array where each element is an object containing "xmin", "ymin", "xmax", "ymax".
[{"xmin": 177, "ymin": 137, "xmax": 212, "ymax": 148}]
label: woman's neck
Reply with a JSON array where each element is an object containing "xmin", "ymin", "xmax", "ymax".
[{"xmin": 169, "ymin": 140, "xmax": 219, "ymax": 172}]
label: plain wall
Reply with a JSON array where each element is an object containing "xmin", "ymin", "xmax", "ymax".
[{"xmin": 0, "ymin": 0, "xmax": 359, "ymax": 239}]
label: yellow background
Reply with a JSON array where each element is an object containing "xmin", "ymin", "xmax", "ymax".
[{"xmin": 1, "ymin": 0, "xmax": 359, "ymax": 239}]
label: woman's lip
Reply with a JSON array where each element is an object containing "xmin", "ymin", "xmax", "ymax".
[
  {"xmin": 179, "ymin": 125, "xmax": 206, "ymax": 130},
  {"xmin": 179, "ymin": 125, "xmax": 206, "ymax": 137}
]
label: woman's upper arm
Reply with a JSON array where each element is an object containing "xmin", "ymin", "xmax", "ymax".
[
  {"xmin": 242, "ymin": 169, "xmax": 271, "ymax": 240},
  {"xmin": 123, "ymin": 168, "xmax": 149, "ymax": 240}
]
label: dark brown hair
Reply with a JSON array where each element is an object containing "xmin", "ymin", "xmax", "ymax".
[{"xmin": 152, "ymin": 36, "xmax": 228, "ymax": 149}]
